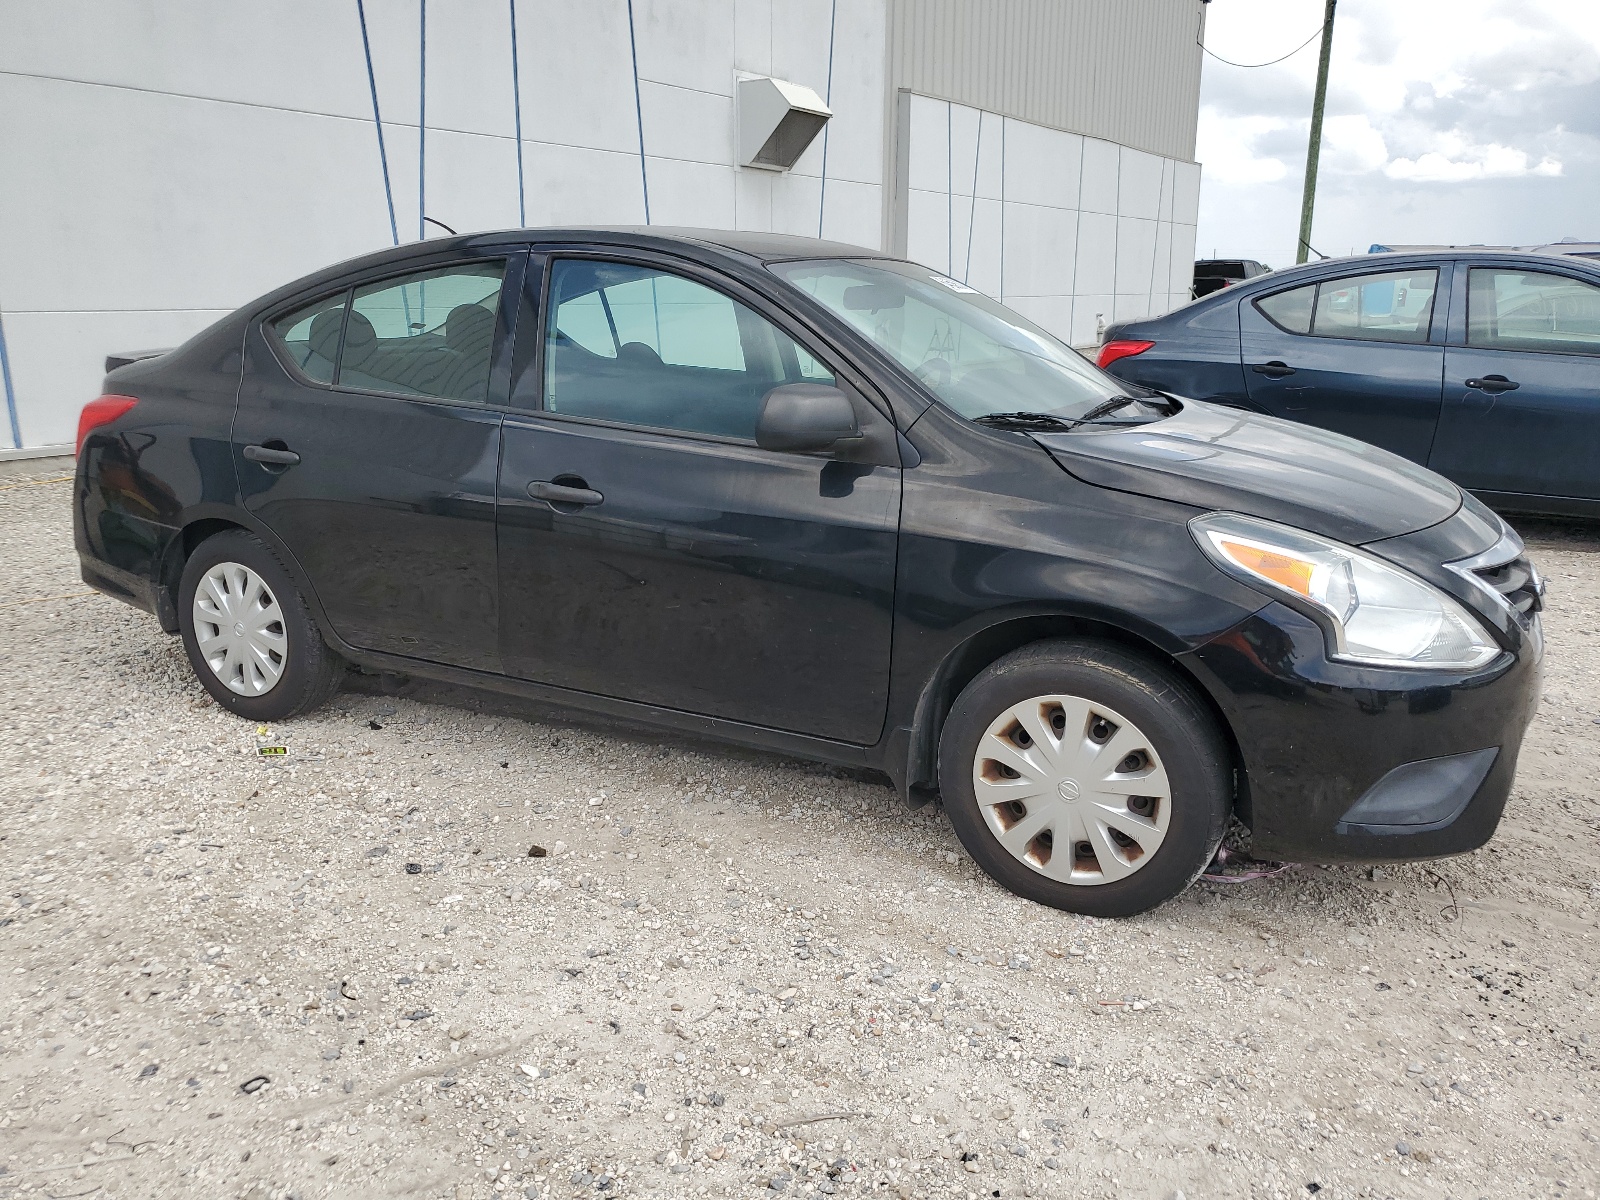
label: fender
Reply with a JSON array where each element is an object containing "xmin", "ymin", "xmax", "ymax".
[
  {"xmin": 162, "ymin": 504, "xmax": 339, "ymax": 640},
  {"xmin": 885, "ymin": 602, "xmax": 1228, "ymax": 804}
]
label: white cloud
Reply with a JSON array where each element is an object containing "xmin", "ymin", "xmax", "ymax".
[
  {"xmin": 1195, "ymin": 113, "xmax": 1293, "ymax": 184},
  {"xmin": 1385, "ymin": 145, "xmax": 1563, "ymax": 182},
  {"xmin": 1322, "ymin": 114, "xmax": 1388, "ymax": 174},
  {"xmin": 1196, "ymin": 0, "xmax": 1600, "ymax": 262}
]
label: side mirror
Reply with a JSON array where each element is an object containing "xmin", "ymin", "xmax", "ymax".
[{"xmin": 755, "ymin": 384, "xmax": 862, "ymax": 453}]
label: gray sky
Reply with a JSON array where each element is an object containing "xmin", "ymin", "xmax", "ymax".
[{"xmin": 1195, "ymin": 0, "xmax": 1600, "ymax": 266}]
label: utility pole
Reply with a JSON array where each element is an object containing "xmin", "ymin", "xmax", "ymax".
[{"xmin": 1296, "ymin": 0, "xmax": 1337, "ymax": 264}]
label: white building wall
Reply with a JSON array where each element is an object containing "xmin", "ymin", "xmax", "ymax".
[
  {"xmin": 0, "ymin": 0, "xmax": 886, "ymax": 449},
  {"xmin": 0, "ymin": 1, "xmax": 1204, "ymax": 450},
  {"xmin": 901, "ymin": 94, "xmax": 1200, "ymax": 347}
]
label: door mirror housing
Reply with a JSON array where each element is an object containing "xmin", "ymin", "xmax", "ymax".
[{"xmin": 755, "ymin": 384, "xmax": 863, "ymax": 453}]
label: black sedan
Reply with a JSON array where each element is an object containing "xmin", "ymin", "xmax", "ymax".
[
  {"xmin": 1099, "ymin": 249, "xmax": 1600, "ymax": 519},
  {"xmin": 75, "ymin": 229, "xmax": 1543, "ymax": 916}
]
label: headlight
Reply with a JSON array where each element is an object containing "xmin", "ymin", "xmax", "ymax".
[{"xmin": 1191, "ymin": 512, "xmax": 1499, "ymax": 670}]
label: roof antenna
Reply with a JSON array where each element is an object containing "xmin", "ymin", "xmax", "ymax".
[{"xmin": 423, "ymin": 216, "xmax": 457, "ymax": 236}]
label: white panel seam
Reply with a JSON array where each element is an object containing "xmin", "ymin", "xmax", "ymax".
[
  {"xmin": 1070, "ymin": 132, "xmax": 1085, "ymax": 329},
  {"xmin": 637, "ymin": 77, "xmax": 734, "ymax": 100},
  {"xmin": 0, "ymin": 69, "xmax": 728, "ymax": 158}
]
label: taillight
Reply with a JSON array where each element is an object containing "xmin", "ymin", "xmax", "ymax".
[
  {"xmin": 76, "ymin": 395, "xmax": 139, "ymax": 456},
  {"xmin": 1096, "ymin": 340, "xmax": 1155, "ymax": 369}
]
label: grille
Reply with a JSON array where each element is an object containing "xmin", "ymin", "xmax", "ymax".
[{"xmin": 1471, "ymin": 554, "xmax": 1542, "ymax": 616}]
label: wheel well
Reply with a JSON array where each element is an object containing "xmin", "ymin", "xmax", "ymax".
[
  {"xmin": 153, "ymin": 518, "xmax": 246, "ymax": 631},
  {"xmin": 157, "ymin": 521, "xmax": 244, "ymax": 604},
  {"xmin": 170, "ymin": 519, "xmax": 246, "ymax": 583},
  {"xmin": 907, "ymin": 616, "xmax": 1250, "ymax": 823}
]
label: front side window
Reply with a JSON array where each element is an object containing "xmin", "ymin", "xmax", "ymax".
[
  {"xmin": 1468, "ymin": 268, "xmax": 1600, "ymax": 355},
  {"xmin": 544, "ymin": 259, "xmax": 834, "ymax": 439},
  {"xmin": 1253, "ymin": 269, "xmax": 1437, "ymax": 344},
  {"xmin": 768, "ymin": 258, "xmax": 1127, "ymax": 421},
  {"xmin": 341, "ymin": 261, "xmax": 505, "ymax": 402},
  {"xmin": 270, "ymin": 290, "xmax": 347, "ymax": 384}
]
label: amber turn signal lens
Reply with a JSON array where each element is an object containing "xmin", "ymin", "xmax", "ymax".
[{"xmin": 1217, "ymin": 539, "xmax": 1315, "ymax": 597}]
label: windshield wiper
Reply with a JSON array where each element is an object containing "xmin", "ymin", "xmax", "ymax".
[
  {"xmin": 973, "ymin": 395, "xmax": 1174, "ymax": 433},
  {"xmin": 1065, "ymin": 395, "xmax": 1145, "ymax": 427},
  {"xmin": 971, "ymin": 411, "xmax": 1080, "ymax": 430}
]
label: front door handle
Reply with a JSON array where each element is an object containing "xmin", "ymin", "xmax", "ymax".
[
  {"xmin": 1464, "ymin": 375, "xmax": 1520, "ymax": 393},
  {"xmin": 1251, "ymin": 360, "xmax": 1296, "ymax": 378},
  {"xmin": 243, "ymin": 443, "xmax": 301, "ymax": 466},
  {"xmin": 528, "ymin": 480, "xmax": 604, "ymax": 507}
]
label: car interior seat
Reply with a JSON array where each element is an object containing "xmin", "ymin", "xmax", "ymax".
[
  {"xmin": 437, "ymin": 304, "xmax": 496, "ymax": 401},
  {"xmin": 302, "ymin": 308, "xmax": 345, "ymax": 378}
]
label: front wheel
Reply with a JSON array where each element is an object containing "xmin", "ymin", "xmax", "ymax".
[
  {"xmin": 938, "ymin": 639, "xmax": 1230, "ymax": 917},
  {"xmin": 178, "ymin": 529, "xmax": 343, "ymax": 720}
]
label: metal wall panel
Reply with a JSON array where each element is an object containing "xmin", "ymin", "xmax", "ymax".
[{"xmin": 886, "ymin": 0, "xmax": 1204, "ymax": 162}]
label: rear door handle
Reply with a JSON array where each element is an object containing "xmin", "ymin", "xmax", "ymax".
[
  {"xmin": 242, "ymin": 444, "xmax": 301, "ymax": 465},
  {"xmin": 1464, "ymin": 375, "xmax": 1520, "ymax": 393},
  {"xmin": 1251, "ymin": 361, "xmax": 1296, "ymax": 378},
  {"xmin": 528, "ymin": 480, "xmax": 604, "ymax": 507}
]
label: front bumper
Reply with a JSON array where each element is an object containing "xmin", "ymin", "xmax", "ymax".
[{"xmin": 1179, "ymin": 600, "xmax": 1542, "ymax": 862}]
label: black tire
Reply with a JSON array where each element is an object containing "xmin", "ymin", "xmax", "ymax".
[
  {"xmin": 938, "ymin": 639, "xmax": 1229, "ymax": 917},
  {"xmin": 178, "ymin": 529, "xmax": 344, "ymax": 721}
]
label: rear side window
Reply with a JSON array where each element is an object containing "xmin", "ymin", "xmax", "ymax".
[
  {"xmin": 271, "ymin": 291, "xmax": 347, "ymax": 384},
  {"xmin": 1311, "ymin": 269, "xmax": 1437, "ymax": 343},
  {"xmin": 1254, "ymin": 269, "xmax": 1438, "ymax": 344},
  {"xmin": 1468, "ymin": 268, "xmax": 1600, "ymax": 356},
  {"xmin": 1257, "ymin": 284, "xmax": 1314, "ymax": 334},
  {"xmin": 343, "ymin": 262, "xmax": 506, "ymax": 402}
]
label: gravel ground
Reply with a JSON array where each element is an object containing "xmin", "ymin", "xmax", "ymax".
[{"xmin": 2, "ymin": 468, "xmax": 1598, "ymax": 1200}]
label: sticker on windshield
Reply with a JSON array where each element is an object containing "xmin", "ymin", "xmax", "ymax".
[{"xmin": 927, "ymin": 272, "xmax": 980, "ymax": 294}]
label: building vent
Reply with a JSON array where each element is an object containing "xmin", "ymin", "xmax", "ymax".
[{"xmin": 738, "ymin": 76, "xmax": 832, "ymax": 171}]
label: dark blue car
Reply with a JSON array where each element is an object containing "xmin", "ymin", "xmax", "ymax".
[{"xmin": 1098, "ymin": 250, "xmax": 1600, "ymax": 518}]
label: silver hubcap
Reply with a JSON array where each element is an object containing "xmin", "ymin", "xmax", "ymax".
[
  {"xmin": 971, "ymin": 694, "xmax": 1172, "ymax": 885},
  {"xmin": 192, "ymin": 562, "xmax": 287, "ymax": 696}
]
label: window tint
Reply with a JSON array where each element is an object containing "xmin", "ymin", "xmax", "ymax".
[
  {"xmin": 1257, "ymin": 284, "xmax": 1314, "ymax": 334},
  {"xmin": 1311, "ymin": 269, "xmax": 1436, "ymax": 343},
  {"xmin": 1468, "ymin": 268, "xmax": 1600, "ymax": 355},
  {"xmin": 339, "ymin": 261, "xmax": 505, "ymax": 402},
  {"xmin": 545, "ymin": 260, "xmax": 834, "ymax": 439},
  {"xmin": 271, "ymin": 291, "xmax": 347, "ymax": 384}
]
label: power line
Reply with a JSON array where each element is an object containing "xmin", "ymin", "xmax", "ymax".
[{"xmin": 1200, "ymin": 20, "xmax": 1326, "ymax": 69}]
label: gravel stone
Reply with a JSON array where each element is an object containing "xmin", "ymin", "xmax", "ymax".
[{"xmin": 2, "ymin": 477, "xmax": 1598, "ymax": 1197}]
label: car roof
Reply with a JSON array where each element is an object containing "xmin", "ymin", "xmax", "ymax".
[
  {"xmin": 528, "ymin": 226, "xmax": 891, "ymax": 262},
  {"xmin": 401, "ymin": 226, "xmax": 886, "ymax": 266},
  {"xmin": 1231, "ymin": 248, "xmax": 1600, "ymax": 288},
  {"xmin": 247, "ymin": 227, "xmax": 893, "ymax": 318}
]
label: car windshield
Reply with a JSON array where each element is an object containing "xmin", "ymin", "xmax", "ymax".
[{"xmin": 768, "ymin": 258, "xmax": 1143, "ymax": 423}]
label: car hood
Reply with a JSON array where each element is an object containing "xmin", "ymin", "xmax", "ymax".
[{"xmin": 1032, "ymin": 400, "xmax": 1461, "ymax": 545}]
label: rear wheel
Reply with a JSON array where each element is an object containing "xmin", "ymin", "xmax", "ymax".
[
  {"xmin": 938, "ymin": 639, "xmax": 1229, "ymax": 917},
  {"xmin": 178, "ymin": 529, "xmax": 343, "ymax": 720}
]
